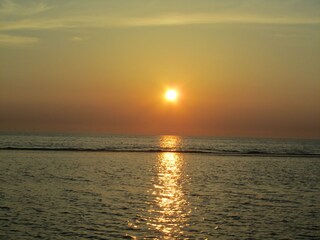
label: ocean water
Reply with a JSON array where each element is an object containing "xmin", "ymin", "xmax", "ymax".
[{"xmin": 0, "ymin": 134, "xmax": 319, "ymax": 239}]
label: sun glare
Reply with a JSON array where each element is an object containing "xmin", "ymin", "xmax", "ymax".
[{"xmin": 165, "ymin": 89, "xmax": 178, "ymax": 102}]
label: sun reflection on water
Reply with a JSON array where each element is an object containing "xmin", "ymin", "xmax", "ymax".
[
  {"xmin": 159, "ymin": 135, "xmax": 181, "ymax": 151},
  {"xmin": 147, "ymin": 136, "xmax": 190, "ymax": 238}
]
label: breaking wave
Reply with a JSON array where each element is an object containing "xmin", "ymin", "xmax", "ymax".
[{"xmin": 1, "ymin": 146, "xmax": 319, "ymax": 158}]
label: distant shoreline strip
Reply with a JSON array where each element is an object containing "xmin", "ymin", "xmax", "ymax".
[{"xmin": 0, "ymin": 147, "xmax": 319, "ymax": 158}]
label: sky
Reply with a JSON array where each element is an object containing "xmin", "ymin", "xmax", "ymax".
[{"xmin": 0, "ymin": 0, "xmax": 319, "ymax": 138}]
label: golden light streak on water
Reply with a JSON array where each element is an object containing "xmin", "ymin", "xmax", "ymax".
[
  {"xmin": 147, "ymin": 136, "xmax": 190, "ymax": 238},
  {"xmin": 159, "ymin": 135, "xmax": 181, "ymax": 151}
]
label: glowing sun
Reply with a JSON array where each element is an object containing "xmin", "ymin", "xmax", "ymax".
[{"xmin": 165, "ymin": 89, "xmax": 178, "ymax": 102}]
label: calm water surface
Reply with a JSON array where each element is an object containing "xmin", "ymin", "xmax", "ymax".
[{"xmin": 1, "ymin": 135, "xmax": 320, "ymax": 239}]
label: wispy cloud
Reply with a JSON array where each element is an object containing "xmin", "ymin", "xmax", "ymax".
[
  {"xmin": 69, "ymin": 36, "xmax": 90, "ymax": 42},
  {"xmin": 0, "ymin": 33, "xmax": 38, "ymax": 46},
  {"xmin": 0, "ymin": 0, "xmax": 319, "ymax": 47},
  {"xmin": 124, "ymin": 14, "xmax": 320, "ymax": 27},
  {"xmin": 0, "ymin": 0, "xmax": 52, "ymax": 17},
  {"xmin": 0, "ymin": 18, "xmax": 77, "ymax": 31},
  {"xmin": 1, "ymin": 13, "xmax": 319, "ymax": 33}
]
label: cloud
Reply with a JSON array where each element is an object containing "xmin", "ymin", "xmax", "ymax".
[
  {"xmin": 0, "ymin": 1, "xmax": 319, "ymax": 32},
  {"xmin": 0, "ymin": 1, "xmax": 318, "ymax": 47},
  {"xmin": 69, "ymin": 36, "xmax": 89, "ymax": 42},
  {"xmin": 0, "ymin": 33, "xmax": 39, "ymax": 46},
  {"xmin": 0, "ymin": 18, "xmax": 76, "ymax": 31},
  {"xmin": 0, "ymin": 13, "xmax": 319, "ymax": 33},
  {"xmin": 0, "ymin": 0, "xmax": 52, "ymax": 17},
  {"xmin": 123, "ymin": 13, "xmax": 320, "ymax": 27}
]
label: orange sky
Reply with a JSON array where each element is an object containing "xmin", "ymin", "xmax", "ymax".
[{"xmin": 0, "ymin": 0, "xmax": 319, "ymax": 138}]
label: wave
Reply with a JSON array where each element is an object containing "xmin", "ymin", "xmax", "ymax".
[{"xmin": 1, "ymin": 147, "xmax": 319, "ymax": 158}]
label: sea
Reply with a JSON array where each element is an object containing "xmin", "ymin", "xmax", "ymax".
[{"xmin": 0, "ymin": 133, "xmax": 319, "ymax": 239}]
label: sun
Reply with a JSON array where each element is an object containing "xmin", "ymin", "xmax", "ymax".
[{"xmin": 165, "ymin": 89, "xmax": 178, "ymax": 102}]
